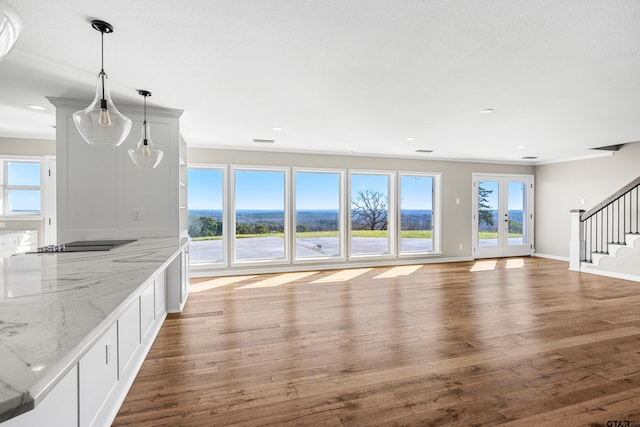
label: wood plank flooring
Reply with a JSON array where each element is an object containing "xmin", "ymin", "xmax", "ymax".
[{"xmin": 113, "ymin": 258, "xmax": 640, "ymax": 426}]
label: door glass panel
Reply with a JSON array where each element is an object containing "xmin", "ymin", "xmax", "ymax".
[
  {"xmin": 478, "ymin": 180, "xmax": 499, "ymax": 247},
  {"xmin": 400, "ymin": 175, "xmax": 433, "ymax": 253},
  {"xmin": 188, "ymin": 168, "xmax": 224, "ymax": 263},
  {"xmin": 508, "ymin": 181, "xmax": 526, "ymax": 246},
  {"xmin": 351, "ymin": 173, "xmax": 389, "ymax": 255},
  {"xmin": 295, "ymin": 172, "xmax": 341, "ymax": 258}
]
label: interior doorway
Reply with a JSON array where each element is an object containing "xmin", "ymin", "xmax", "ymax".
[{"xmin": 472, "ymin": 174, "xmax": 534, "ymax": 258}]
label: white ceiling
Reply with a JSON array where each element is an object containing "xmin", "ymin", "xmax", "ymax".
[{"xmin": 1, "ymin": 0, "xmax": 639, "ymax": 164}]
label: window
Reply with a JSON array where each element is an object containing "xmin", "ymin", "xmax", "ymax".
[
  {"xmin": 350, "ymin": 172, "xmax": 393, "ymax": 256},
  {"xmin": 187, "ymin": 165, "xmax": 442, "ymax": 269},
  {"xmin": 1, "ymin": 160, "xmax": 42, "ymax": 215},
  {"xmin": 294, "ymin": 170, "xmax": 343, "ymax": 259},
  {"xmin": 233, "ymin": 168, "xmax": 288, "ymax": 262},
  {"xmin": 187, "ymin": 167, "xmax": 225, "ymax": 264},
  {"xmin": 399, "ymin": 174, "xmax": 434, "ymax": 253}
]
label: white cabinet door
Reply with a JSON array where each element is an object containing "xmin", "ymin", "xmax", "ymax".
[
  {"xmin": 118, "ymin": 298, "xmax": 141, "ymax": 379},
  {"xmin": 154, "ymin": 271, "xmax": 166, "ymax": 318},
  {"xmin": 140, "ymin": 281, "xmax": 155, "ymax": 341},
  {"xmin": 79, "ymin": 323, "xmax": 118, "ymax": 427},
  {"xmin": 2, "ymin": 365, "xmax": 78, "ymax": 427}
]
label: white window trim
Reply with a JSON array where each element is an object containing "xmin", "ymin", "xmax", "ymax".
[
  {"xmin": 348, "ymin": 169, "xmax": 396, "ymax": 259},
  {"xmin": 397, "ymin": 171, "xmax": 442, "ymax": 256},
  {"xmin": 292, "ymin": 167, "xmax": 346, "ymax": 263},
  {"xmin": 0, "ymin": 156, "xmax": 45, "ymax": 219},
  {"xmin": 187, "ymin": 163, "xmax": 227, "ymax": 268},
  {"xmin": 230, "ymin": 165, "xmax": 290, "ymax": 266}
]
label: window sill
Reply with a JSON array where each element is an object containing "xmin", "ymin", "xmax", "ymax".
[{"xmin": 0, "ymin": 215, "xmax": 44, "ymax": 221}]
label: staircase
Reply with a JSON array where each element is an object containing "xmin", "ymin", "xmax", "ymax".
[{"xmin": 569, "ymin": 176, "xmax": 640, "ymax": 279}]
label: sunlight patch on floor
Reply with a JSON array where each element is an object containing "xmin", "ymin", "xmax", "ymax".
[
  {"xmin": 190, "ymin": 275, "xmax": 257, "ymax": 293},
  {"xmin": 470, "ymin": 260, "xmax": 497, "ymax": 272},
  {"xmin": 374, "ymin": 264, "xmax": 423, "ymax": 279},
  {"xmin": 238, "ymin": 271, "xmax": 319, "ymax": 289},
  {"xmin": 506, "ymin": 258, "xmax": 525, "ymax": 269},
  {"xmin": 310, "ymin": 268, "xmax": 373, "ymax": 284}
]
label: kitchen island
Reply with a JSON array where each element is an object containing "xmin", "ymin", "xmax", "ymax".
[{"xmin": 0, "ymin": 237, "xmax": 189, "ymax": 425}]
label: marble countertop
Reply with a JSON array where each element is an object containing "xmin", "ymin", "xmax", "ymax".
[{"xmin": 0, "ymin": 237, "xmax": 188, "ymax": 422}]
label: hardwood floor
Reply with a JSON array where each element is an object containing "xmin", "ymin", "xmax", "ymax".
[{"xmin": 114, "ymin": 258, "xmax": 640, "ymax": 426}]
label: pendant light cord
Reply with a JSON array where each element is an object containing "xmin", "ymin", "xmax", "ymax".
[
  {"xmin": 100, "ymin": 30, "xmax": 106, "ymax": 106},
  {"xmin": 143, "ymin": 94, "xmax": 148, "ymax": 144}
]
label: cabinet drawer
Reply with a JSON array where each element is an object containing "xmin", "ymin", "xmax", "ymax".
[{"xmin": 79, "ymin": 323, "xmax": 118, "ymax": 427}]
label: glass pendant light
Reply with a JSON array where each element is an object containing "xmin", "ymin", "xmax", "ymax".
[
  {"xmin": 0, "ymin": 0, "xmax": 22, "ymax": 62},
  {"xmin": 128, "ymin": 90, "xmax": 163, "ymax": 168},
  {"xmin": 73, "ymin": 20, "xmax": 132, "ymax": 147}
]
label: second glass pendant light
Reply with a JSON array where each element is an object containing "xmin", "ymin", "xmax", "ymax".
[{"xmin": 129, "ymin": 90, "xmax": 163, "ymax": 169}]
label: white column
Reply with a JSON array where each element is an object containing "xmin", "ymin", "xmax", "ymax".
[{"xmin": 569, "ymin": 209, "xmax": 585, "ymax": 271}]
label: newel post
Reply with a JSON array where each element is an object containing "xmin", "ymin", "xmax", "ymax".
[{"xmin": 569, "ymin": 209, "xmax": 585, "ymax": 271}]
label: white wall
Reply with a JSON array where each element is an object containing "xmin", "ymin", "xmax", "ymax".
[
  {"xmin": 188, "ymin": 147, "xmax": 534, "ymax": 260},
  {"xmin": 50, "ymin": 98, "xmax": 183, "ymax": 242},
  {"xmin": 534, "ymin": 142, "xmax": 640, "ymax": 258}
]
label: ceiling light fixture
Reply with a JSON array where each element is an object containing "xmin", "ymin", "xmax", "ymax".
[
  {"xmin": 272, "ymin": 127, "xmax": 283, "ymax": 131},
  {"xmin": 0, "ymin": 0, "xmax": 22, "ymax": 62},
  {"xmin": 128, "ymin": 90, "xmax": 163, "ymax": 169},
  {"xmin": 479, "ymin": 109, "xmax": 494, "ymax": 114},
  {"xmin": 405, "ymin": 137, "xmax": 416, "ymax": 142},
  {"xmin": 73, "ymin": 20, "xmax": 131, "ymax": 147},
  {"xmin": 29, "ymin": 104, "xmax": 45, "ymax": 110}
]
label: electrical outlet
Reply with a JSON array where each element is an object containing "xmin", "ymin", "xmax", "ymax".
[
  {"xmin": 456, "ymin": 198, "xmax": 460, "ymax": 205},
  {"xmin": 459, "ymin": 243, "xmax": 463, "ymax": 250},
  {"xmin": 132, "ymin": 208, "xmax": 141, "ymax": 220}
]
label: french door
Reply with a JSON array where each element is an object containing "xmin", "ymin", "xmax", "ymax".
[{"xmin": 472, "ymin": 174, "xmax": 534, "ymax": 258}]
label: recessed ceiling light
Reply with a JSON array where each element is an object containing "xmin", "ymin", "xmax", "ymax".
[
  {"xmin": 415, "ymin": 149, "xmax": 434, "ymax": 153},
  {"xmin": 272, "ymin": 127, "xmax": 283, "ymax": 131},
  {"xmin": 516, "ymin": 145, "xmax": 528, "ymax": 150},
  {"xmin": 405, "ymin": 137, "xmax": 416, "ymax": 142},
  {"xmin": 253, "ymin": 139, "xmax": 275, "ymax": 144},
  {"xmin": 479, "ymin": 109, "xmax": 494, "ymax": 114},
  {"xmin": 29, "ymin": 105, "xmax": 46, "ymax": 110}
]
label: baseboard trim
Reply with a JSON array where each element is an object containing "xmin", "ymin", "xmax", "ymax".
[
  {"xmin": 533, "ymin": 253, "xmax": 569, "ymax": 262},
  {"xmin": 579, "ymin": 267, "xmax": 640, "ymax": 283}
]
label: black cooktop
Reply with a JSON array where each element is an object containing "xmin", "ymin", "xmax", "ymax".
[{"xmin": 34, "ymin": 239, "xmax": 137, "ymax": 253}]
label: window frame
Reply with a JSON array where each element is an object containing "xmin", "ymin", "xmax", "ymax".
[
  {"xmin": 230, "ymin": 165, "xmax": 290, "ymax": 266},
  {"xmin": 292, "ymin": 167, "xmax": 346, "ymax": 262},
  {"xmin": 0, "ymin": 157, "xmax": 44, "ymax": 217},
  {"xmin": 187, "ymin": 163, "xmax": 227, "ymax": 267},
  {"xmin": 348, "ymin": 169, "xmax": 396, "ymax": 258},
  {"xmin": 397, "ymin": 171, "xmax": 442, "ymax": 256}
]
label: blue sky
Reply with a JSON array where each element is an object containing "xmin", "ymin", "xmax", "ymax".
[
  {"xmin": 296, "ymin": 172, "xmax": 339, "ymax": 210},
  {"xmin": 187, "ymin": 169, "xmax": 436, "ymax": 211},
  {"xmin": 479, "ymin": 180, "xmax": 525, "ymax": 210}
]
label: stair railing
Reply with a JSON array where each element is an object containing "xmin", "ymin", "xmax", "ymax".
[{"xmin": 569, "ymin": 176, "xmax": 640, "ymax": 271}]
